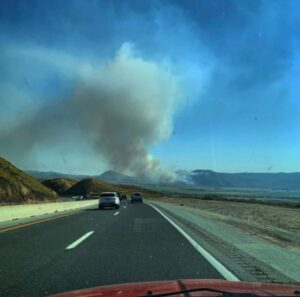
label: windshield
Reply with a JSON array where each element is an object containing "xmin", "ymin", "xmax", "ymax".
[{"xmin": 0, "ymin": 1, "xmax": 300, "ymax": 296}]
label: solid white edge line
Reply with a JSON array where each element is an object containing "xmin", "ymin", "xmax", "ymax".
[
  {"xmin": 147, "ymin": 202, "xmax": 240, "ymax": 281},
  {"xmin": 114, "ymin": 212, "xmax": 120, "ymax": 216},
  {"xmin": 66, "ymin": 231, "xmax": 94, "ymax": 250}
]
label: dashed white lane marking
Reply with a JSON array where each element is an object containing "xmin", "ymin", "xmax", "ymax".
[
  {"xmin": 66, "ymin": 231, "xmax": 94, "ymax": 250},
  {"xmin": 147, "ymin": 202, "xmax": 239, "ymax": 281},
  {"xmin": 123, "ymin": 206, "xmax": 127, "ymax": 209},
  {"xmin": 114, "ymin": 212, "xmax": 120, "ymax": 216}
]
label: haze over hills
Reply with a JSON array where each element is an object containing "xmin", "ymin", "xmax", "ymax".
[
  {"xmin": 27, "ymin": 170, "xmax": 143, "ymax": 184},
  {"xmin": 96, "ymin": 169, "xmax": 300, "ymax": 191},
  {"xmin": 0, "ymin": 156, "xmax": 160, "ymax": 204},
  {"xmin": 96, "ymin": 170, "xmax": 144, "ymax": 184},
  {"xmin": 177, "ymin": 169, "xmax": 300, "ymax": 191},
  {"xmin": 0, "ymin": 157, "xmax": 58, "ymax": 204},
  {"xmin": 26, "ymin": 170, "xmax": 89, "ymax": 181},
  {"xmin": 26, "ymin": 168, "xmax": 300, "ymax": 191}
]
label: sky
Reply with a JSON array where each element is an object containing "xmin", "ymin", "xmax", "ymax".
[{"xmin": 0, "ymin": 0, "xmax": 300, "ymax": 175}]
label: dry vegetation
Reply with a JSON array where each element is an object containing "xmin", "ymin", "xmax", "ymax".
[
  {"xmin": 60, "ymin": 177, "xmax": 162, "ymax": 198},
  {"xmin": 0, "ymin": 157, "xmax": 58, "ymax": 204},
  {"xmin": 152, "ymin": 196, "xmax": 300, "ymax": 248},
  {"xmin": 42, "ymin": 178, "xmax": 77, "ymax": 195}
]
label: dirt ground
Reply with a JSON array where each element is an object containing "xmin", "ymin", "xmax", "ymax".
[{"xmin": 153, "ymin": 196, "xmax": 300, "ymax": 249}]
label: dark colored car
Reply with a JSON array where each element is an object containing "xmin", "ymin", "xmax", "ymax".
[
  {"xmin": 120, "ymin": 194, "xmax": 127, "ymax": 201},
  {"xmin": 130, "ymin": 192, "xmax": 143, "ymax": 203}
]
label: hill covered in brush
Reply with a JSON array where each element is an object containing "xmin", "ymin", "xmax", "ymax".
[
  {"xmin": 64, "ymin": 177, "xmax": 160, "ymax": 198},
  {"xmin": 64, "ymin": 178, "xmax": 119, "ymax": 196},
  {"xmin": 0, "ymin": 156, "xmax": 58, "ymax": 204},
  {"xmin": 42, "ymin": 178, "xmax": 77, "ymax": 195}
]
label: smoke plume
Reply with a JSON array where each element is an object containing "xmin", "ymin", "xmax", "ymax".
[{"xmin": 0, "ymin": 43, "xmax": 182, "ymax": 180}]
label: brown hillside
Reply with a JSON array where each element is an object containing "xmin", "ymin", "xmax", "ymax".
[
  {"xmin": 0, "ymin": 156, "xmax": 58, "ymax": 204},
  {"xmin": 42, "ymin": 178, "xmax": 77, "ymax": 195},
  {"xmin": 64, "ymin": 178, "xmax": 119, "ymax": 196},
  {"xmin": 64, "ymin": 178, "xmax": 161, "ymax": 198}
]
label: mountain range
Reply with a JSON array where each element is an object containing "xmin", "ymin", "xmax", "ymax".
[
  {"xmin": 26, "ymin": 170, "xmax": 89, "ymax": 181},
  {"xmin": 26, "ymin": 170, "xmax": 144, "ymax": 184},
  {"xmin": 176, "ymin": 169, "xmax": 300, "ymax": 190},
  {"xmin": 26, "ymin": 169, "xmax": 300, "ymax": 191}
]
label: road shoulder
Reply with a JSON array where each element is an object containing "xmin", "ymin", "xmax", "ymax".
[{"xmin": 148, "ymin": 200, "xmax": 300, "ymax": 284}]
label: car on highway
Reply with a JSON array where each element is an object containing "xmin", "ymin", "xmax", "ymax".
[
  {"xmin": 130, "ymin": 192, "xmax": 143, "ymax": 203},
  {"xmin": 99, "ymin": 192, "xmax": 120, "ymax": 210},
  {"xmin": 119, "ymin": 193, "xmax": 127, "ymax": 201},
  {"xmin": 71, "ymin": 195, "xmax": 84, "ymax": 200}
]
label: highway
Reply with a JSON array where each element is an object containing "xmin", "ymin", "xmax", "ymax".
[{"xmin": 0, "ymin": 202, "xmax": 224, "ymax": 297}]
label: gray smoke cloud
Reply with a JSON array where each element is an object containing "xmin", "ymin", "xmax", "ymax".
[{"xmin": 0, "ymin": 43, "xmax": 182, "ymax": 180}]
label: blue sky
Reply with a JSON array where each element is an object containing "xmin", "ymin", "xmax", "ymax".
[{"xmin": 0, "ymin": 0, "xmax": 300, "ymax": 174}]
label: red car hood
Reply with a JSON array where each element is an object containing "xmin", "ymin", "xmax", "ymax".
[{"xmin": 49, "ymin": 279, "xmax": 300, "ymax": 297}]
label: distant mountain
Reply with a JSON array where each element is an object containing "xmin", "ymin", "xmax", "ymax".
[
  {"xmin": 42, "ymin": 178, "xmax": 77, "ymax": 195},
  {"xmin": 176, "ymin": 169, "xmax": 300, "ymax": 190},
  {"xmin": 26, "ymin": 168, "xmax": 300, "ymax": 191},
  {"xmin": 26, "ymin": 170, "xmax": 89, "ymax": 181},
  {"xmin": 96, "ymin": 170, "xmax": 138, "ymax": 184},
  {"xmin": 26, "ymin": 169, "xmax": 144, "ymax": 185},
  {"xmin": 0, "ymin": 157, "xmax": 58, "ymax": 204}
]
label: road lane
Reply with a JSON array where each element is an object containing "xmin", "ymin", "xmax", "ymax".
[
  {"xmin": 0, "ymin": 202, "xmax": 223, "ymax": 297},
  {"xmin": 148, "ymin": 202, "xmax": 239, "ymax": 281},
  {"xmin": 0, "ymin": 206, "xmax": 120, "ymax": 296},
  {"xmin": 65, "ymin": 231, "xmax": 95, "ymax": 250}
]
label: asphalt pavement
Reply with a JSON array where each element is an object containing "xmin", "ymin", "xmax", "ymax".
[{"xmin": 0, "ymin": 202, "xmax": 223, "ymax": 297}]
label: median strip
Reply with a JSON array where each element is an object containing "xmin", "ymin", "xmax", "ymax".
[
  {"xmin": 0, "ymin": 210, "xmax": 82, "ymax": 234},
  {"xmin": 66, "ymin": 231, "xmax": 94, "ymax": 250}
]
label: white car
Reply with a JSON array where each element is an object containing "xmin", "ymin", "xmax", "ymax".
[
  {"xmin": 72, "ymin": 195, "xmax": 84, "ymax": 200},
  {"xmin": 99, "ymin": 192, "xmax": 120, "ymax": 210}
]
